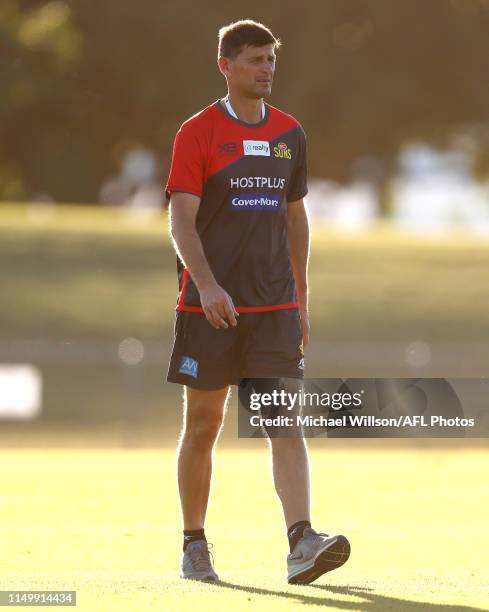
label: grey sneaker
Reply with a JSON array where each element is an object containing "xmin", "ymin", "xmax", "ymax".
[
  {"xmin": 287, "ymin": 527, "xmax": 350, "ymax": 584},
  {"xmin": 180, "ymin": 540, "xmax": 219, "ymax": 581}
]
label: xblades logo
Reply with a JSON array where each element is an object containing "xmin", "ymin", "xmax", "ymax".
[{"xmin": 218, "ymin": 142, "xmax": 237, "ymax": 154}]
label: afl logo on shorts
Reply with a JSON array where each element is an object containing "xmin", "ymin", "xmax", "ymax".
[{"xmin": 298, "ymin": 342, "xmax": 305, "ymax": 370}]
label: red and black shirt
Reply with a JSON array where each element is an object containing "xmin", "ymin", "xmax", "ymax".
[{"xmin": 165, "ymin": 99, "xmax": 308, "ymax": 313}]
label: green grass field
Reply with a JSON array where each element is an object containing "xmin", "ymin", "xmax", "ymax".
[
  {"xmin": 2, "ymin": 203, "xmax": 489, "ymax": 343},
  {"xmin": 1, "ymin": 205, "xmax": 489, "ymax": 609},
  {"xmin": 1, "ymin": 447, "xmax": 488, "ymax": 611}
]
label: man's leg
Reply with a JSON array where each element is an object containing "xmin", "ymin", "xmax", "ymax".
[
  {"xmin": 177, "ymin": 385, "xmax": 229, "ymax": 530},
  {"xmin": 261, "ymin": 376, "xmax": 350, "ymax": 584},
  {"xmin": 268, "ymin": 434, "xmax": 351, "ymax": 584},
  {"xmin": 268, "ymin": 436, "xmax": 311, "ymax": 529}
]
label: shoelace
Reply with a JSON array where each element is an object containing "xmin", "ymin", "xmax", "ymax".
[
  {"xmin": 187, "ymin": 542, "xmax": 215, "ymax": 571},
  {"xmin": 304, "ymin": 530, "xmax": 330, "ymax": 543}
]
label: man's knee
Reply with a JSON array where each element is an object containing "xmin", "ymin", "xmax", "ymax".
[
  {"xmin": 269, "ymin": 436, "xmax": 307, "ymax": 451},
  {"xmin": 185, "ymin": 415, "xmax": 223, "ymax": 447},
  {"xmin": 183, "ymin": 386, "xmax": 228, "ymax": 448}
]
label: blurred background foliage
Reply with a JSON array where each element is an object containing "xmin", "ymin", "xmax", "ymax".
[
  {"xmin": 1, "ymin": 1, "xmax": 489, "ymax": 442},
  {"xmin": 1, "ymin": 0, "xmax": 489, "ymax": 203}
]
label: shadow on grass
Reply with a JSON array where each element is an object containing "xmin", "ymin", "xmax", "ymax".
[{"xmin": 207, "ymin": 580, "xmax": 486, "ymax": 611}]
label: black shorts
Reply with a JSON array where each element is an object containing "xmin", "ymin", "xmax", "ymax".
[{"xmin": 167, "ymin": 308, "xmax": 304, "ymax": 390}]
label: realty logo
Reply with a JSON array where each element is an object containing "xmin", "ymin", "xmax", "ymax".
[
  {"xmin": 243, "ymin": 140, "xmax": 270, "ymax": 156},
  {"xmin": 179, "ymin": 356, "xmax": 199, "ymax": 378}
]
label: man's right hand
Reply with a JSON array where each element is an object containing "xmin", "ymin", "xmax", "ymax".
[{"xmin": 199, "ymin": 282, "xmax": 239, "ymax": 329}]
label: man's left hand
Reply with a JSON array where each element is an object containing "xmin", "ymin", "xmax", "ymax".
[{"xmin": 299, "ymin": 306, "xmax": 310, "ymax": 349}]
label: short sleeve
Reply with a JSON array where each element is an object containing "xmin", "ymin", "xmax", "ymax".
[
  {"xmin": 165, "ymin": 124, "xmax": 204, "ymax": 201},
  {"xmin": 286, "ymin": 124, "xmax": 308, "ymax": 202}
]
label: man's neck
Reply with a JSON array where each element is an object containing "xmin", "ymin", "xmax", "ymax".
[{"xmin": 225, "ymin": 91, "xmax": 264, "ymax": 123}]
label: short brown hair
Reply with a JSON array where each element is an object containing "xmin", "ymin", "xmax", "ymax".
[{"xmin": 218, "ymin": 19, "xmax": 281, "ymax": 59}]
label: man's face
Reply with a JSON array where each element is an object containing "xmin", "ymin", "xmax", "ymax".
[{"xmin": 220, "ymin": 43, "xmax": 276, "ymax": 99}]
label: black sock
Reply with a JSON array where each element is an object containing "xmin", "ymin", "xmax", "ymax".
[
  {"xmin": 287, "ymin": 520, "xmax": 311, "ymax": 552},
  {"xmin": 183, "ymin": 528, "xmax": 206, "ymax": 552}
]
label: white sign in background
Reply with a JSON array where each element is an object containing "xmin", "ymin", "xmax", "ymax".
[{"xmin": 0, "ymin": 365, "xmax": 42, "ymax": 419}]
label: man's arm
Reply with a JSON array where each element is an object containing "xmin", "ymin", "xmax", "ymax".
[
  {"xmin": 169, "ymin": 192, "xmax": 238, "ymax": 329},
  {"xmin": 287, "ymin": 198, "xmax": 310, "ymax": 347}
]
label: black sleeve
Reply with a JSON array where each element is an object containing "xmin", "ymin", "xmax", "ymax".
[{"xmin": 286, "ymin": 124, "xmax": 308, "ymax": 202}]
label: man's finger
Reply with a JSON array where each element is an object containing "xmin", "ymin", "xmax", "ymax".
[
  {"xmin": 223, "ymin": 300, "xmax": 237, "ymax": 327},
  {"xmin": 215, "ymin": 301, "xmax": 234, "ymax": 327},
  {"xmin": 211, "ymin": 305, "xmax": 230, "ymax": 329},
  {"xmin": 216, "ymin": 314, "xmax": 229, "ymax": 328},
  {"xmin": 204, "ymin": 307, "xmax": 221, "ymax": 329}
]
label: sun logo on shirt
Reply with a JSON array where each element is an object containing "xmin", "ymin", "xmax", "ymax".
[{"xmin": 273, "ymin": 142, "xmax": 292, "ymax": 159}]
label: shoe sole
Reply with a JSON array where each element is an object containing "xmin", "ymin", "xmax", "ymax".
[
  {"xmin": 287, "ymin": 535, "xmax": 351, "ymax": 585},
  {"xmin": 180, "ymin": 574, "xmax": 219, "ymax": 582}
]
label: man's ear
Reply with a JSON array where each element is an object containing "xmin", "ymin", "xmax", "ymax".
[{"xmin": 217, "ymin": 55, "xmax": 231, "ymax": 78}]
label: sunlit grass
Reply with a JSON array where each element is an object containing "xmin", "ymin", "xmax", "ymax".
[{"xmin": 1, "ymin": 447, "xmax": 488, "ymax": 611}]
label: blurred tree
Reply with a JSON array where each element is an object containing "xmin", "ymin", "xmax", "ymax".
[
  {"xmin": 0, "ymin": 0, "xmax": 83, "ymax": 200},
  {"xmin": 0, "ymin": 0, "xmax": 488, "ymax": 204}
]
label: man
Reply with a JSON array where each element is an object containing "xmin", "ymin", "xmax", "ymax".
[{"xmin": 165, "ymin": 19, "xmax": 350, "ymax": 584}]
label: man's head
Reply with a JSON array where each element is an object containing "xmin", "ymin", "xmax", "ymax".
[{"xmin": 217, "ymin": 20, "xmax": 281, "ymax": 99}]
